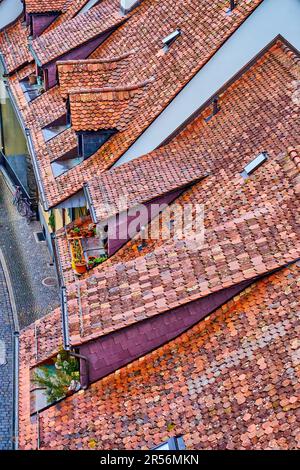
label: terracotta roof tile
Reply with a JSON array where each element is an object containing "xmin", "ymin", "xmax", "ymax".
[
  {"xmin": 64, "ymin": 144, "xmax": 300, "ymax": 344},
  {"xmin": 4, "ymin": 0, "xmax": 265, "ymax": 207},
  {"xmin": 87, "ymin": 144, "xmax": 209, "ymax": 221},
  {"xmin": 69, "ymin": 82, "xmax": 152, "ymax": 132},
  {"xmin": 25, "ymin": 0, "xmax": 66, "ymax": 13},
  {"xmin": 57, "ymin": 51, "xmax": 135, "ymax": 98},
  {"xmin": 31, "ymin": 0, "xmax": 126, "ymax": 65},
  {"xmin": 0, "ymin": 21, "xmax": 31, "ymax": 73},
  {"xmin": 18, "ymin": 263, "xmax": 300, "ymax": 449}
]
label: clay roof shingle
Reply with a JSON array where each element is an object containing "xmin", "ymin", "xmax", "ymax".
[
  {"xmin": 87, "ymin": 144, "xmax": 209, "ymax": 221},
  {"xmin": 25, "ymin": 0, "xmax": 66, "ymax": 13},
  {"xmin": 69, "ymin": 81, "xmax": 152, "ymax": 132},
  {"xmin": 31, "ymin": 0, "xmax": 126, "ymax": 65},
  {"xmin": 65, "ymin": 145, "xmax": 300, "ymax": 345},
  {"xmin": 18, "ymin": 263, "xmax": 300, "ymax": 449},
  {"xmin": 57, "ymin": 52, "xmax": 134, "ymax": 98},
  {"xmin": 3, "ymin": 0, "xmax": 266, "ymax": 207}
]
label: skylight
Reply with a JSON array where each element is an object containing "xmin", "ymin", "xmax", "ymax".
[
  {"xmin": 162, "ymin": 29, "xmax": 181, "ymax": 50},
  {"xmin": 241, "ymin": 152, "xmax": 268, "ymax": 178},
  {"xmin": 153, "ymin": 436, "xmax": 185, "ymax": 451}
]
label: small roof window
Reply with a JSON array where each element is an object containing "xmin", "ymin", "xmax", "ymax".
[
  {"xmin": 162, "ymin": 29, "xmax": 181, "ymax": 50},
  {"xmin": 241, "ymin": 152, "xmax": 268, "ymax": 178},
  {"xmin": 153, "ymin": 436, "xmax": 185, "ymax": 451}
]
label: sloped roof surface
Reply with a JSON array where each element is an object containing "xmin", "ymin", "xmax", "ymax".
[
  {"xmin": 25, "ymin": 0, "xmax": 66, "ymax": 13},
  {"xmin": 18, "ymin": 263, "xmax": 300, "ymax": 449},
  {"xmin": 57, "ymin": 52, "xmax": 134, "ymax": 98},
  {"xmin": 31, "ymin": 0, "xmax": 125, "ymax": 65},
  {"xmin": 65, "ymin": 144, "xmax": 300, "ymax": 344},
  {"xmin": 3, "ymin": 0, "xmax": 264, "ymax": 207}
]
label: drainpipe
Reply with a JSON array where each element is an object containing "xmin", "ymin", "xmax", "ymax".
[{"xmin": 61, "ymin": 286, "xmax": 90, "ymax": 389}]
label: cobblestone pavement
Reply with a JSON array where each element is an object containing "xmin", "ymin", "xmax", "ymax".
[
  {"xmin": 0, "ymin": 173, "xmax": 60, "ymax": 327},
  {"xmin": 0, "ymin": 260, "xmax": 13, "ymax": 450}
]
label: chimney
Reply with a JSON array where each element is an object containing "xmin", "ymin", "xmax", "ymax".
[{"xmin": 120, "ymin": 0, "xmax": 140, "ymax": 15}]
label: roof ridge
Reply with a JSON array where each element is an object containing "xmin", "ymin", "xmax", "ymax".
[
  {"xmin": 69, "ymin": 77, "xmax": 155, "ymax": 95},
  {"xmin": 56, "ymin": 50, "xmax": 137, "ymax": 67}
]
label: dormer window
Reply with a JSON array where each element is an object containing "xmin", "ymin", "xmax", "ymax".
[
  {"xmin": 162, "ymin": 29, "xmax": 181, "ymax": 51},
  {"xmin": 19, "ymin": 66, "xmax": 45, "ymax": 102},
  {"xmin": 42, "ymin": 115, "xmax": 71, "ymax": 142},
  {"xmin": 77, "ymin": 129, "xmax": 116, "ymax": 159}
]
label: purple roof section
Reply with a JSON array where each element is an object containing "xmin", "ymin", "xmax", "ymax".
[{"xmin": 79, "ymin": 278, "xmax": 253, "ymax": 386}]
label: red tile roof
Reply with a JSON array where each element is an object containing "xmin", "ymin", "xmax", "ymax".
[
  {"xmin": 25, "ymin": 0, "xmax": 66, "ymax": 13},
  {"xmin": 18, "ymin": 262, "xmax": 300, "ymax": 449},
  {"xmin": 0, "ymin": 1, "xmax": 93, "ymax": 74},
  {"xmin": 57, "ymin": 52, "xmax": 135, "ymax": 98},
  {"xmin": 87, "ymin": 144, "xmax": 209, "ymax": 221},
  {"xmin": 0, "ymin": 21, "xmax": 31, "ymax": 73},
  {"xmin": 31, "ymin": 0, "xmax": 126, "ymax": 66},
  {"xmin": 65, "ymin": 146, "xmax": 300, "ymax": 345},
  {"xmin": 69, "ymin": 81, "xmax": 153, "ymax": 132},
  {"xmin": 2, "ymin": 0, "xmax": 264, "ymax": 208}
]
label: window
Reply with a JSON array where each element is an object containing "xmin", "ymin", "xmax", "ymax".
[
  {"xmin": 153, "ymin": 436, "xmax": 185, "ymax": 451},
  {"xmin": 241, "ymin": 152, "xmax": 268, "ymax": 178},
  {"xmin": 162, "ymin": 29, "xmax": 181, "ymax": 50},
  {"xmin": 51, "ymin": 147, "xmax": 82, "ymax": 177},
  {"xmin": 42, "ymin": 115, "xmax": 71, "ymax": 142},
  {"xmin": 78, "ymin": 129, "xmax": 116, "ymax": 159}
]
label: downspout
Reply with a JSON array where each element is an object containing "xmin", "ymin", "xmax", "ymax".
[
  {"xmin": 52, "ymin": 233, "xmax": 90, "ymax": 388},
  {"xmin": 61, "ymin": 286, "xmax": 90, "ymax": 389}
]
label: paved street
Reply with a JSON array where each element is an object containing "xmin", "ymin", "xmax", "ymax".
[
  {"xmin": 0, "ymin": 258, "xmax": 13, "ymax": 450},
  {"xmin": 0, "ymin": 173, "xmax": 60, "ymax": 327},
  {"xmin": 0, "ymin": 171, "xmax": 60, "ymax": 449}
]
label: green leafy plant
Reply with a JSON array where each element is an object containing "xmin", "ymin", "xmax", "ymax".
[
  {"xmin": 33, "ymin": 350, "xmax": 80, "ymax": 404},
  {"xmin": 94, "ymin": 255, "xmax": 108, "ymax": 265},
  {"xmin": 48, "ymin": 211, "xmax": 56, "ymax": 232}
]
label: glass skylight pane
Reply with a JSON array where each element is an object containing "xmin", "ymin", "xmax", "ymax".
[{"xmin": 242, "ymin": 152, "xmax": 268, "ymax": 176}]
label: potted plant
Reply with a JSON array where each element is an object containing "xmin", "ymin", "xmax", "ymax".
[
  {"xmin": 93, "ymin": 255, "xmax": 108, "ymax": 266},
  {"xmin": 32, "ymin": 350, "xmax": 80, "ymax": 404},
  {"xmin": 74, "ymin": 257, "xmax": 87, "ymax": 275},
  {"xmin": 86, "ymin": 223, "xmax": 96, "ymax": 238}
]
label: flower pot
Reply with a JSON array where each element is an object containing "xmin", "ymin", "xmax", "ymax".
[{"xmin": 74, "ymin": 262, "xmax": 87, "ymax": 275}]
